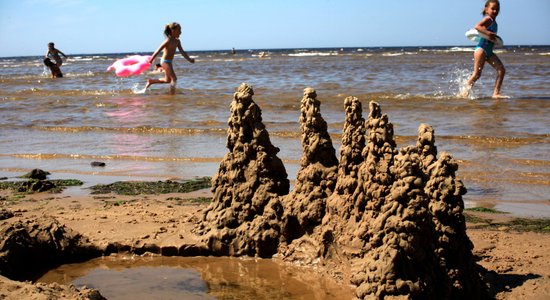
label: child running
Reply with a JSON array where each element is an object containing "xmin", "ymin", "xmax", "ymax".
[
  {"xmin": 461, "ymin": 0, "xmax": 506, "ymax": 99},
  {"xmin": 146, "ymin": 22, "xmax": 195, "ymax": 94},
  {"xmin": 45, "ymin": 42, "xmax": 68, "ymax": 67}
]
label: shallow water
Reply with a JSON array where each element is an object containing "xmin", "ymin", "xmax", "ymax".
[
  {"xmin": 1, "ymin": 47, "xmax": 549, "ymax": 217},
  {"xmin": 38, "ymin": 255, "xmax": 353, "ymax": 299}
]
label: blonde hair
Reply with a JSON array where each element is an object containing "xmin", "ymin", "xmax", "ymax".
[
  {"xmin": 482, "ymin": 0, "xmax": 500, "ymax": 15},
  {"xmin": 164, "ymin": 22, "xmax": 181, "ymax": 37}
]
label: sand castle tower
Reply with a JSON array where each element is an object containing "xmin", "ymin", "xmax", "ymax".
[
  {"xmin": 200, "ymin": 83, "xmax": 289, "ymax": 257},
  {"xmin": 417, "ymin": 124, "xmax": 488, "ymax": 298},
  {"xmin": 425, "ymin": 151, "xmax": 488, "ymax": 298},
  {"xmin": 348, "ymin": 101, "xmax": 398, "ymax": 247},
  {"xmin": 416, "ymin": 123, "xmax": 438, "ymax": 170},
  {"xmin": 322, "ymin": 96, "xmax": 366, "ymax": 250},
  {"xmin": 334, "ymin": 96, "xmax": 366, "ymax": 198},
  {"xmin": 283, "ymin": 88, "xmax": 338, "ymax": 238},
  {"xmin": 351, "ymin": 145, "xmax": 446, "ymax": 299}
]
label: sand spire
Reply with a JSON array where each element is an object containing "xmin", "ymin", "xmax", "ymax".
[
  {"xmin": 283, "ymin": 88, "xmax": 338, "ymax": 239},
  {"xmin": 200, "ymin": 83, "xmax": 289, "ymax": 257}
]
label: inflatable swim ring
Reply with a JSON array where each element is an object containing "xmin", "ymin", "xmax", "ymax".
[
  {"xmin": 465, "ymin": 29, "xmax": 503, "ymax": 48},
  {"xmin": 107, "ymin": 55, "xmax": 152, "ymax": 77}
]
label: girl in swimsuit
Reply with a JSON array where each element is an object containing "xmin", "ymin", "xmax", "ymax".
[
  {"xmin": 45, "ymin": 42, "xmax": 67, "ymax": 67},
  {"xmin": 461, "ymin": 0, "xmax": 506, "ymax": 99},
  {"xmin": 146, "ymin": 22, "xmax": 195, "ymax": 94}
]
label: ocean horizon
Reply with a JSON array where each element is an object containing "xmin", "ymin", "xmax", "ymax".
[{"xmin": 3, "ymin": 44, "xmax": 550, "ymax": 59}]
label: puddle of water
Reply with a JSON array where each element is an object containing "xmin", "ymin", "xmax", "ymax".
[{"xmin": 38, "ymin": 254, "xmax": 354, "ymax": 300}]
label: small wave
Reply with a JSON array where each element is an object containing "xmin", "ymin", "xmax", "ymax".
[
  {"xmin": 28, "ymin": 125, "xmax": 228, "ymax": 136},
  {"xmin": 381, "ymin": 52, "xmax": 417, "ymax": 57},
  {"xmin": 443, "ymin": 135, "xmax": 543, "ymax": 145},
  {"xmin": 70, "ymin": 57, "xmax": 94, "ymax": 61},
  {"xmin": 287, "ymin": 52, "xmax": 339, "ymax": 57},
  {"xmin": 538, "ymin": 52, "xmax": 550, "ymax": 56},
  {"xmin": 420, "ymin": 47, "xmax": 475, "ymax": 53},
  {"xmin": 64, "ymin": 71, "xmax": 96, "ymax": 78},
  {"xmin": 2, "ymin": 153, "xmax": 222, "ymax": 163}
]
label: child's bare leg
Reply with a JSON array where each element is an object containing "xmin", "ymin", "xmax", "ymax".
[
  {"xmin": 487, "ymin": 54, "xmax": 506, "ymax": 98},
  {"xmin": 145, "ymin": 71, "xmax": 171, "ymax": 89},
  {"xmin": 164, "ymin": 64, "xmax": 177, "ymax": 94},
  {"xmin": 169, "ymin": 79, "xmax": 177, "ymax": 94},
  {"xmin": 460, "ymin": 49, "xmax": 486, "ymax": 97}
]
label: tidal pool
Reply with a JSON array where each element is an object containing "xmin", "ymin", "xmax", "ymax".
[{"xmin": 38, "ymin": 254, "xmax": 354, "ymax": 299}]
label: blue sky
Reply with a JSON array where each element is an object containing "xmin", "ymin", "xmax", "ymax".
[{"xmin": 0, "ymin": 0, "xmax": 549, "ymax": 57}]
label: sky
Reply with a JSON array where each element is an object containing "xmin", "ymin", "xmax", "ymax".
[{"xmin": 0, "ymin": 0, "xmax": 549, "ymax": 57}]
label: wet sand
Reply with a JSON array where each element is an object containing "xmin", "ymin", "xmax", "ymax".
[{"xmin": 1, "ymin": 188, "xmax": 549, "ymax": 299}]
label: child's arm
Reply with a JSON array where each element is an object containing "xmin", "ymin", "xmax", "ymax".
[
  {"xmin": 58, "ymin": 49, "xmax": 68, "ymax": 58},
  {"xmin": 148, "ymin": 39, "xmax": 169, "ymax": 64},
  {"xmin": 474, "ymin": 16, "xmax": 496, "ymax": 41},
  {"xmin": 45, "ymin": 50, "xmax": 50, "ymax": 58},
  {"xmin": 177, "ymin": 41, "xmax": 195, "ymax": 63}
]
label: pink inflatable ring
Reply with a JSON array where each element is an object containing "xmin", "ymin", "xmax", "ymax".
[{"xmin": 107, "ymin": 55, "xmax": 151, "ymax": 77}]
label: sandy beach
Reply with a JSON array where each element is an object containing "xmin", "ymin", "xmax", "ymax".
[{"xmin": 0, "ymin": 187, "xmax": 549, "ymax": 299}]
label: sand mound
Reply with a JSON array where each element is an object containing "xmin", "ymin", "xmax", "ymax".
[
  {"xmin": 0, "ymin": 274, "xmax": 106, "ymax": 300},
  {"xmin": 0, "ymin": 216, "xmax": 101, "ymax": 281},
  {"xmin": 0, "ymin": 216, "xmax": 104, "ymax": 299}
]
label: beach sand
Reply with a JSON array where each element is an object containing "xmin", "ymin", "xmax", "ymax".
[{"xmin": 1, "ymin": 187, "xmax": 549, "ymax": 299}]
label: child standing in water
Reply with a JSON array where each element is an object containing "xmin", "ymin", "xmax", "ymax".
[
  {"xmin": 45, "ymin": 42, "xmax": 67, "ymax": 67},
  {"xmin": 461, "ymin": 0, "xmax": 506, "ymax": 99},
  {"xmin": 146, "ymin": 22, "xmax": 195, "ymax": 93}
]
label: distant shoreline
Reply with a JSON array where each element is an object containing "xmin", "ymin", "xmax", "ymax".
[{"xmin": 2, "ymin": 44, "xmax": 550, "ymax": 59}]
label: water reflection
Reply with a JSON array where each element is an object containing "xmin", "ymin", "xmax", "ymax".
[{"xmin": 38, "ymin": 255, "xmax": 353, "ymax": 300}]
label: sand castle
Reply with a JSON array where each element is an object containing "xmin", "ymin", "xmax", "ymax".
[
  {"xmin": 201, "ymin": 83, "xmax": 488, "ymax": 299},
  {"xmin": 0, "ymin": 83, "xmax": 490, "ymax": 299}
]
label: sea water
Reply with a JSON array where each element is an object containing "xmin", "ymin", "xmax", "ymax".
[{"xmin": 0, "ymin": 46, "xmax": 549, "ymax": 216}]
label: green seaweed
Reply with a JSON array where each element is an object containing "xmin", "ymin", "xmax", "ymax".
[
  {"xmin": 113, "ymin": 200, "xmax": 126, "ymax": 206},
  {"xmin": 464, "ymin": 212, "xmax": 493, "ymax": 225},
  {"xmin": 465, "ymin": 207, "xmax": 507, "ymax": 214},
  {"xmin": 89, "ymin": 177, "xmax": 211, "ymax": 195},
  {"xmin": 0, "ymin": 182, "xmax": 22, "ymax": 191},
  {"xmin": 506, "ymin": 218, "xmax": 550, "ymax": 233},
  {"xmin": 50, "ymin": 179, "xmax": 84, "ymax": 186},
  {"xmin": 186, "ymin": 197, "xmax": 212, "ymax": 204},
  {"xmin": 465, "ymin": 212, "xmax": 550, "ymax": 234},
  {"xmin": 0, "ymin": 179, "xmax": 83, "ymax": 194}
]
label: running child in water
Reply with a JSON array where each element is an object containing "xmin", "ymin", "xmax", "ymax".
[
  {"xmin": 146, "ymin": 22, "xmax": 195, "ymax": 93},
  {"xmin": 461, "ymin": 0, "xmax": 506, "ymax": 98},
  {"xmin": 45, "ymin": 42, "xmax": 68, "ymax": 67}
]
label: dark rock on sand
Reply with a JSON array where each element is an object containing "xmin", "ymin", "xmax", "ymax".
[
  {"xmin": 19, "ymin": 169, "xmax": 50, "ymax": 180},
  {"xmin": 91, "ymin": 161, "xmax": 106, "ymax": 167},
  {"xmin": 0, "ymin": 209, "xmax": 14, "ymax": 221},
  {"xmin": 18, "ymin": 179, "xmax": 56, "ymax": 193}
]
